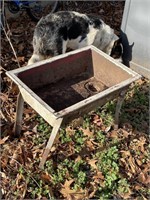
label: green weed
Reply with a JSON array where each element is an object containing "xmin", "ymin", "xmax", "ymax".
[
  {"xmin": 59, "ymin": 128, "xmax": 72, "ymax": 143},
  {"xmin": 52, "ymin": 168, "xmax": 67, "ymax": 185},
  {"xmin": 95, "ymin": 130, "xmax": 106, "ymax": 144},
  {"xmin": 117, "ymin": 178, "xmax": 130, "ymax": 195}
]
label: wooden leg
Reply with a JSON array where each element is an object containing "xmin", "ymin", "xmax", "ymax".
[
  {"xmin": 114, "ymin": 90, "xmax": 127, "ymax": 130},
  {"xmin": 14, "ymin": 92, "xmax": 24, "ymax": 135},
  {"xmin": 39, "ymin": 117, "xmax": 63, "ymax": 169}
]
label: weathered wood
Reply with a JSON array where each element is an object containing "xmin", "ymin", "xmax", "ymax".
[
  {"xmin": 55, "ymin": 78, "xmax": 138, "ymax": 118},
  {"xmin": 19, "ymin": 87, "xmax": 57, "ymax": 127},
  {"xmin": 14, "ymin": 92, "xmax": 24, "ymax": 135},
  {"xmin": 114, "ymin": 90, "xmax": 127, "ymax": 130},
  {"xmin": 39, "ymin": 117, "xmax": 63, "ymax": 169}
]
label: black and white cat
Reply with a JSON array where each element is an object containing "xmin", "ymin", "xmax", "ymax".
[{"xmin": 28, "ymin": 11, "xmax": 123, "ymax": 65}]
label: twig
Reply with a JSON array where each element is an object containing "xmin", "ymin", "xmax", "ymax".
[
  {"xmin": 1, "ymin": 1, "xmax": 21, "ymax": 68},
  {"xmin": 1, "ymin": 23, "xmax": 21, "ymax": 68},
  {"xmin": 1, "ymin": 0, "xmax": 10, "ymax": 32},
  {"xmin": 0, "ymin": 65, "xmax": 7, "ymax": 72},
  {"xmin": 7, "ymin": 156, "xmax": 40, "ymax": 188},
  {"xmin": 7, "ymin": 156, "xmax": 54, "ymax": 198},
  {"xmin": 0, "ymin": 110, "xmax": 8, "ymax": 122}
]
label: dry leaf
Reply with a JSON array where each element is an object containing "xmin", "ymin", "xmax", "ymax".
[
  {"xmin": 81, "ymin": 127, "xmax": 93, "ymax": 137},
  {"xmin": 41, "ymin": 172, "xmax": 51, "ymax": 183},
  {"xmin": 60, "ymin": 179, "xmax": 85, "ymax": 199},
  {"xmin": 122, "ymin": 129, "xmax": 131, "ymax": 138},
  {"xmin": 128, "ymin": 156, "xmax": 137, "ymax": 174},
  {"xmin": 18, "ymin": 43, "xmax": 24, "ymax": 52},
  {"xmin": 134, "ymin": 184, "xmax": 142, "ymax": 191},
  {"xmin": 86, "ymin": 140, "xmax": 96, "ymax": 151},
  {"xmin": 138, "ymin": 137, "xmax": 146, "ymax": 152},
  {"xmin": 16, "ymin": 173, "xmax": 27, "ymax": 198},
  {"xmin": 138, "ymin": 172, "xmax": 150, "ymax": 185},
  {"xmin": 23, "ymin": 131, "xmax": 34, "ymax": 136},
  {"xmin": 0, "ymin": 136, "xmax": 9, "ymax": 145},
  {"xmin": 1, "ymin": 151, "xmax": 9, "ymax": 168},
  {"xmin": 119, "ymin": 188, "xmax": 132, "ymax": 199},
  {"xmin": 60, "ymin": 179, "xmax": 75, "ymax": 198},
  {"xmin": 120, "ymin": 150, "xmax": 140, "ymax": 177},
  {"xmin": 93, "ymin": 171, "xmax": 104, "ymax": 180},
  {"xmin": 0, "ymin": 93, "xmax": 8, "ymax": 102},
  {"xmin": 0, "ymin": 171, "xmax": 7, "ymax": 179},
  {"xmin": 104, "ymin": 126, "xmax": 111, "ymax": 133},
  {"xmin": 88, "ymin": 182, "xmax": 98, "ymax": 198},
  {"xmin": 130, "ymin": 137, "xmax": 146, "ymax": 153},
  {"xmin": 66, "ymin": 126, "xmax": 75, "ymax": 136},
  {"xmin": 93, "ymin": 114, "xmax": 103, "ymax": 127},
  {"xmin": 75, "ymin": 155, "xmax": 82, "ymax": 162},
  {"xmin": 87, "ymin": 159, "xmax": 98, "ymax": 170},
  {"xmin": 109, "ymin": 130, "xmax": 118, "ymax": 138},
  {"xmin": 135, "ymin": 158, "xmax": 142, "ymax": 166},
  {"xmin": 12, "ymin": 56, "xmax": 25, "ymax": 62}
]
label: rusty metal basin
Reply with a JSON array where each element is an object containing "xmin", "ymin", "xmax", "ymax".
[{"xmin": 6, "ymin": 45, "xmax": 141, "ymax": 168}]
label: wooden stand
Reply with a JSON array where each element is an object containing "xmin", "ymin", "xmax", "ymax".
[
  {"xmin": 7, "ymin": 46, "xmax": 140, "ymax": 169},
  {"xmin": 114, "ymin": 90, "xmax": 127, "ymax": 130},
  {"xmin": 39, "ymin": 117, "xmax": 63, "ymax": 169},
  {"xmin": 14, "ymin": 92, "xmax": 24, "ymax": 135},
  {"xmin": 14, "ymin": 90, "xmax": 127, "ymax": 169}
]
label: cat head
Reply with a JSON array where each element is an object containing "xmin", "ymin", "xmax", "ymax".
[{"xmin": 110, "ymin": 38, "xmax": 123, "ymax": 61}]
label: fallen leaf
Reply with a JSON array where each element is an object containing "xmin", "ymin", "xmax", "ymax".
[
  {"xmin": 109, "ymin": 130, "xmax": 118, "ymax": 138},
  {"xmin": 119, "ymin": 188, "xmax": 132, "ymax": 199},
  {"xmin": 75, "ymin": 155, "xmax": 82, "ymax": 162},
  {"xmin": 1, "ymin": 150, "xmax": 9, "ymax": 168},
  {"xmin": 12, "ymin": 56, "xmax": 25, "ymax": 62},
  {"xmin": 60, "ymin": 179, "xmax": 75, "ymax": 197},
  {"xmin": 128, "ymin": 156, "xmax": 137, "ymax": 174},
  {"xmin": 41, "ymin": 172, "xmax": 51, "ymax": 183},
  {"xmin": 86, "ymin": 140, "xmax": 96, "ymax": 151},
  {"xmin": 23, "ymin": 131, "xmax": 34, "ymax": 136},
  {"xmin": 81, "ymin": 127, "xmax": 93, "ymax": 137},
  {"xmin": 0, "ymin": 171, "xmax": 7, "ymax": 178},
  {"xmin": 93, "ymin": 114, "xmax": 103, "ymax": 127},
  {"xmin": 120, "ymin": 150, "xmax": 140, "ymax": 177},
  {"xmin": 93, "ymin": 171, "xmax": 104, "ymax": 180},
  {"xmin": 104, "ymin": 126, "xmax": 111, "ymax": 133},
  {"xmin": 16, "ymin": 173, "xmax": 27, "ymax": 198},
  {"xmin": 135, "ymin": 158, "xmax": 142, "ymax": 166},
  {"xmin": 134, "ymin": 184, "xmax": 142, "ymax": 191},
  {"xmin": 0, "ymin": 93, "xmax": 8, "ymax": 101},
  {"xmin": 130, "ymin": 137, "xmax": 146, "ymax": 153},
  {"xmin": 0, "ymin": 136, "xmax": 9, "ymax": 145},
  {"xmin": 88, "ymin": 182, "xmax": 98, "ymax": 198},
  {"xmin": 138, "ymin": 172, "xmax": 150, "ymax": 185},
  {"xmin": 121, "ymin": 129, "xmax": 131, "ymax": 138},
  {"xmin": 18, "ymin": 43, "xmax": 24, "ymax": 52},
  {"xmin": 87, "ymin": 159, "xmax": 98, "ymax": 170},
  {"xmin": 60, "ymin": 179, "xmax": 85, "ymax": 199},
  {"xmin": 138, "ymin": 136, "xmax": 146, "ymax": 152},
  {"xmin": 120, "ymin": 150, "xmax": 131, "ymax": 157},
  {"xmin": 122, "ymin": 123, "xmax": 133, "ymax": 132},
  {"xmin": 66, "ymin": 126, "xmax": 75, "ymax": 136}
]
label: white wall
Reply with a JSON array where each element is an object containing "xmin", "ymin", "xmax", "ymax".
[{"xmin": 121, "ymin": 0, "xmax": 150, "ymax": 78}]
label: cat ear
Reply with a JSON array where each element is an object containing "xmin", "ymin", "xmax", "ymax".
[
  {"xmin": 118, "ymin": 37, "xmax": 122, "ymax": 43},
  {"xmin": 114, "ymin": 37, "xmax": 122, "ymax": 47}
]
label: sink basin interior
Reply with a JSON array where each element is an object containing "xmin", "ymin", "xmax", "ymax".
[{"xmin": 17, "ymin": 48, "xmax": 133, "ymax": 112}]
